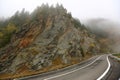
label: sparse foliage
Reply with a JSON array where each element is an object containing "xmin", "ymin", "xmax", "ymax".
[{"xmin": 0, "ymin": 4, "xmax": 87, "ymax": 48}]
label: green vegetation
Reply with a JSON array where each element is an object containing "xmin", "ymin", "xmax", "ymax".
[
  {"xmin": 73, "ymin": 18, "xmax": 87, "ymax": 30},
  {"xmin": 0, "ymin": 23, "xmax": 17, "ymax": 48},
  {"xmin": 0, "ymin": 8, "xmax": 30, "ymax": 48},
  {"xmin": 113, "ymin": 53, "xmax": 120, "ymax": 58}
]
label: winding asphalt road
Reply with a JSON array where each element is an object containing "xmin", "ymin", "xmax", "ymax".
[{"xmin": 15, "ymin": 54, "xmax": 120, "ymax": 80}]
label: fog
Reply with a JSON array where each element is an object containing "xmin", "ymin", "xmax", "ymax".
[
  {"xmin": 0, "ymin": 0, "xmax": 120, "ymax": 23},
  {"xmin": 0, "ymin": 0, "xmax": 120, "ymax": 52},
  {"xmin": 85, "ymin": 19, "xmax": 120, "ymax": 52}
]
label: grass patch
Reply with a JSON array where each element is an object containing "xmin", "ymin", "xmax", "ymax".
[{"xmin": 113, "ymin": 53, "xmax": 120, "ymax": 58}]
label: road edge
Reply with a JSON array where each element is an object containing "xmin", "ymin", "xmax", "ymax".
[
  {"xmin": 44, "ymin": 56, "xmax": 101, "ymax": 80},
  {"xmin": 97, "ymin": 55, "xmax": 111, "ymax": 80},
  {"xmin": 14, "ymin": 55, "xmax": 100, "ymax": 80}
]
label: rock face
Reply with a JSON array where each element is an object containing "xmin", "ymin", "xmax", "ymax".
[{"xmin": 0, "ymin": 4, "xmax": 100, "ymax": 73}]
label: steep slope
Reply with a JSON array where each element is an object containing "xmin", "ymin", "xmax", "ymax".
[{"xmin": 0, "ymin": 4, "xmax": 100, "ymax": 78}]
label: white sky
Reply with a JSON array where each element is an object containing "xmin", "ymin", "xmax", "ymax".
[{"xmin": 0, "ymin": 0, "xmax": 120, "ymax": 22}]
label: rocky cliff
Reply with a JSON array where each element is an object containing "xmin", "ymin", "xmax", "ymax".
[{"xmin": 0, "ymin": 4, "xmax": 100, "ymax": 78}]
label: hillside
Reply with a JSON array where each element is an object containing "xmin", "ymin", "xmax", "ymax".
[
  {"xmin": 0, "ymin": 4, "xmax": 100, "ymax": 79},
  {"xmin": 85, "ymin": 18, "xmax": 120, "ymax": 52}
]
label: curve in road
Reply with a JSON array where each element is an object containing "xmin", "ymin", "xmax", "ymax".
[
  {"xmin": 14, "ymin": 55, "xmax": 117, "ymax": 80},
  {"xmin": 44, "ymin": 55, "xmax": 110, "ymax": 80},
  {"xmin": 97, "ymin": 55, "xmax": 110, "ymax": 80},
  {"xmin": 44, "ymin": 56, "xmax": 102, "ymax": 80}
]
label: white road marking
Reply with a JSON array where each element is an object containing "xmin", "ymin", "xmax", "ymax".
[
  {"xmin": 44, "ymin": 56, "xmax": 102, "ymax": 80},
  {"xmin": 119, "ymin": 78, "xmax": 120, "ymax": 80},
  {"xmin": 97, "ymin": 55, "xmax": 111, "ymax": 80}
]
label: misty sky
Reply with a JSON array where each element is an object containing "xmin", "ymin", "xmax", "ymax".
[{"xmin": 0, "ymin": 0, "xmax": 120, "ymax": 22}]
